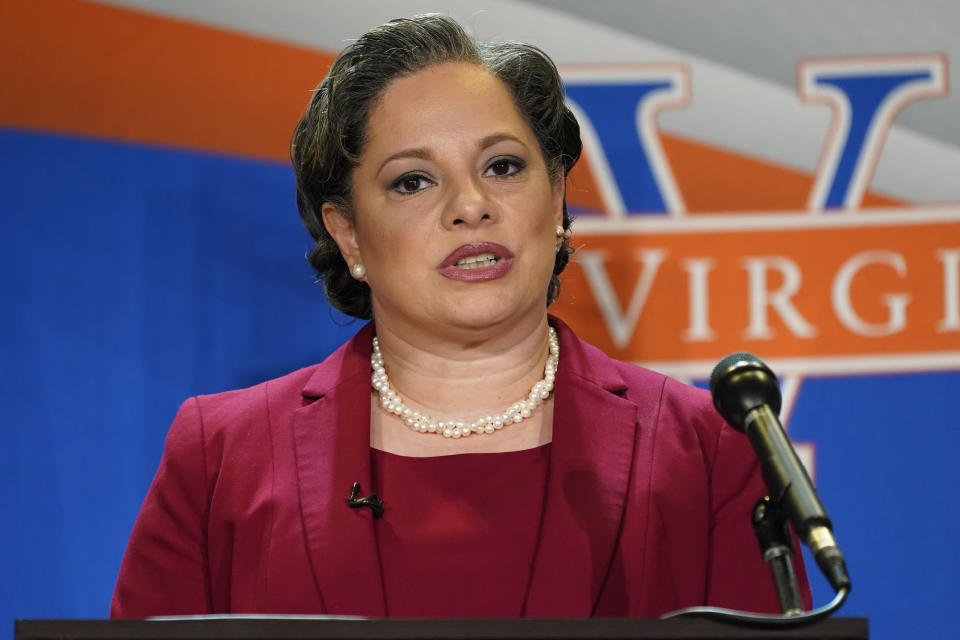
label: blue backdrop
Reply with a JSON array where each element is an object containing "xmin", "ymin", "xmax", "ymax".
[
  {"xmin": 6, "ymin": 125, "xmax": 960, "ymax": 639},
  {"xmin": 1, "ymin": 128, "xmax": 360, "ymax": 627}
]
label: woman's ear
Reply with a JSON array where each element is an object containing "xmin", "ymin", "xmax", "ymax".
[
  {"xmin": 552, "ymin": 178, "xmax": 565, "ymax": 228},
  {"xmin": 321, "ymin": 202, "xmax": 361, "ymax": 265}
]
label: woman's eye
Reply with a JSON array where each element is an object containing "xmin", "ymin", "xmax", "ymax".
[
  {"xmin": 485, "ymin": 158, "xmax": 525, "ymax": 177},
  {"xmin": 392, "ymin": 174, "xmax": 431, "ymax": 194}
]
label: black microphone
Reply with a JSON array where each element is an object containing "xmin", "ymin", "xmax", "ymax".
[{"xmin": 710, "ymin": 352, "xmax": 850, "ymax": 593}]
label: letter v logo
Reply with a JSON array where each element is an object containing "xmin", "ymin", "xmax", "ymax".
[
  {"xmin": 564, "ymin": 65, "xmax": 691, "ymax": 216},
  {"xmin": 800, "ymin": 55, "xmax": 947, "ymax": 211}
]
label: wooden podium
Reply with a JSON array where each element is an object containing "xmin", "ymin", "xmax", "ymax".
[{"xmin": 16, "ymin": 617, "xmax": 868, "ymax": 639}]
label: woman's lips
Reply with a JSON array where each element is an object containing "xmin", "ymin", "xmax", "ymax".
[{"xmin": 437, "ymin": 242, "xmax": 514, "ymax": 282}]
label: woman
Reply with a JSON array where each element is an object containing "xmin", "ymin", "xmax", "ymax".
[{"xmin": 111, "ymin": 14, "xmax": 810, "ymax": 618}]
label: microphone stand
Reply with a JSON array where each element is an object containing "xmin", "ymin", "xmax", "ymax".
[
  {"xmin": 661, "ymin": 353, "xmax": 852, "ymax": 627},
  {"xmin": 752, "ymin": 495, "xmax": 805, "ymax": 615},
  {"xmin": 662, "ymin": 492, "xmax": 850, "ymax": 627},
  {"xmin": 662, "ymin": 493, "xmax": 850, "ymax": 626}
]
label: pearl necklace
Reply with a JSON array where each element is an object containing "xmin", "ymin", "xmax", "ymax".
[{"xmin": 371, "ymin": 327, "xmax": 559, "ymax": 438}]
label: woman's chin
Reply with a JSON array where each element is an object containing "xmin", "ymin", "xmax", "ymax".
[
  {"xmin": 437, "ymin": 291, "xmax": 545, "ymax": 331},
  {"xmin": 373, "ymin": 281, "xmax": 549, "ymax": 335}
]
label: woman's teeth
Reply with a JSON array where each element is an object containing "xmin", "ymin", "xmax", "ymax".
[{"xmin": 455, "ymin": 253, "xmax": 498, "ymax": 269}]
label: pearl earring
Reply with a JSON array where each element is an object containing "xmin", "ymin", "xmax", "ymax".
[
  {"xmin": 351, "ymin": 262, "xmax": 366, "ymax": 279},
  {"xmin": 555, "ymin": 225, "xmax": 569, "ymax": 252}
]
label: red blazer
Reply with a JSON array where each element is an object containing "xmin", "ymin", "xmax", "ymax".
[{"xmin": 111, "ymin": 317, "xmax": 810, "ymax": 618}]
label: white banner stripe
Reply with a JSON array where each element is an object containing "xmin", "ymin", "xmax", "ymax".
[
  {"xmin": 635, "ymin": 351, "xmax": 960, "ymax": 379},
  {"xmin": 571, "ymin": 204, "xmax": 960, "ymax": 233}
]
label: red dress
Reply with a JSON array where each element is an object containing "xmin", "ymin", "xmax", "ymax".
[
  {"xmin": 371, "ymin": 446, "xmax": 550, "ymax": 617},
  {"xmin": 111, "ymin": 318, "xmax": 812, "ymax": 618}
]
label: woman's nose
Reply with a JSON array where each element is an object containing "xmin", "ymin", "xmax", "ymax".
[{"xmin": 442, "ymin": 176, "xmax": 499, "ymax": 229}]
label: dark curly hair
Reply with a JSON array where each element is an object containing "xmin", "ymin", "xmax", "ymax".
[{"xmin": 291, "ymin": 14, "xmax": 582, "ymax": 319}]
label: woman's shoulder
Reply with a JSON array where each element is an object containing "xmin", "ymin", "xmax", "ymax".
[
  {"xmin": 555, "ymin": 318, "xmax": 727, "ymax": 454},
  {"xmin": 603, "ymin": 352, "xmax": 748, "ymax": 483},
  {"xmin": 555, "ymin": 316, "xmax": 713, "ymax": 409},
  {"xmin": 613, "ymin": 359, "xmax": 723, "ymax": 441},
  {"xmin": 191, "ymin": 363, "xmax": 321, "ymax": 418},
  {"xmin": 190, "ymin": 323, "xmax": 375, "ymax": 424},
  {"xmin": 159, "ymin": 364, "xmax": 323, "ymax": 469}
]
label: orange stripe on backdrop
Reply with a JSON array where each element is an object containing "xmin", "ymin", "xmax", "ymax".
[
  {"xmin": 0, "ymin": 0, "xmax": 908, "ymax": 209},
  {"xmin": 663, "ymin": 134, "xmax": 904, "ymax": 212},
  {"xmin": 0, "ymin": 0, "xmax": 334, "ymax": 161},
  {"xmin": 565, "ymin": 135, "xmax": 903, "ymax": 213},
  {"xmin": 553, "ymin": 217, "xmax": 959, "ymax": 362}
]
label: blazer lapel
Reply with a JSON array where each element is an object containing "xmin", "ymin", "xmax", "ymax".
[
  {"xmin": 291, "ymin": 323, "xmax": 387, "ymax": 616},
  {"xmin": 523, "ymin": 319, "xmax": 641, "ymax": 617},
  {"xmin": 288, "ymin": 318, "xmax": 639, "ymax": 617}
]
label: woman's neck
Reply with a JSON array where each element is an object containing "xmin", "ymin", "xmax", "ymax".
[{"xmin": 371, "ymin": 313, "xmax": 553, "ymax": 421}]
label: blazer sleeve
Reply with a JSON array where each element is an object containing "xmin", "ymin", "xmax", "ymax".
[
  {"xmin": 111, "ymin": 397, "xmax": 213, "ymax": 617},
  {"xmin": 705, "ymin": 411, "xmax": 813, "ymax": 611}
]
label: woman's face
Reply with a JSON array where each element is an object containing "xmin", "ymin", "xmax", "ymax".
[{"xmin": 325, "ymin": 62, "xmax": 563, "ymax": 337}]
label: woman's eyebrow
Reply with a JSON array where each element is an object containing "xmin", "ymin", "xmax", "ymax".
[
  {"xmin": 479, "ymin": 133, "xmax": 525, "ymax": 151},
  {"xmin": 378, "ymin": 147, "xmax": 433, "ymax": 175},
  {"xmin": 377, "ymin": 134, "xmax": 525, "ymax": 175}
]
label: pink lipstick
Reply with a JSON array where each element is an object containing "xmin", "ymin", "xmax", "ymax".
[{"xmin": 437, "ymin": 242, "xmax": 514, "ymax": 282}]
